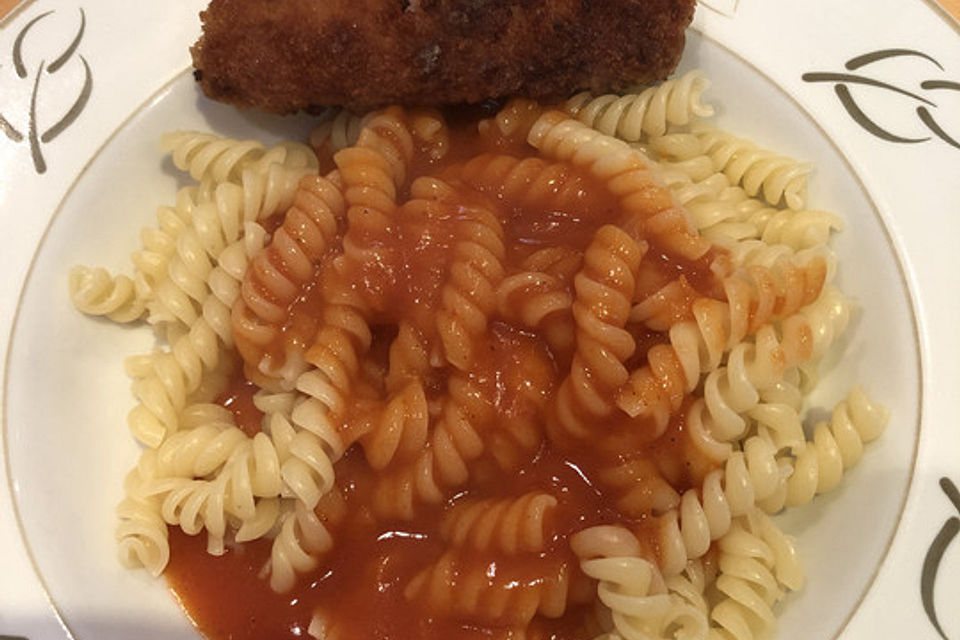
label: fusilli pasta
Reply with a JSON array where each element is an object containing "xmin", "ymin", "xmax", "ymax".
[
  {"xmin": 441, "ymin": 492, "xmax": 558, "ymax": 554},
  {"xmin": 73, "ymin": 76, "xmax": 889, "ymax": 640},
  {"xmin": 552, "ymin": 225, "xmax": 645, "ymax": 440},
  {"xmin": 566, "ymin": 70, "xmax": 714, "ymax": 141}
]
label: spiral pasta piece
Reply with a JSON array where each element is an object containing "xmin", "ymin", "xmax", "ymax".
[
  {"xmin": 161, "ymin": 131, "xmax": 266, "ymax": 183},
  {"xmin": 757, "ymin": 386, "xmax": 888, "ymax": 512},
  {"xmin": 146, "ymin": 181, "xmax": 253, "ymax": 327},
  {"xmin": 596, "ymin": 457, "xmax": 683, "ymax": 520},
  {"xmin": 137, "ymin": 146, "xmax": 310, "ymax": 314},
  {"xmin": 130, "ymin": 184, "xmax": 210, "ymax": 295},
  {"xmin": 404, "ymin": 549, "xmax": 573, "ymax": 626},
  {"xmin": 385, "ymin": 322, "xmax": 432, "ymax": 392},
  {"xmin": 115, "ymin": 451, "xmax": 169, "ymax": 576},
  {"xmin": 496, "ymin": 269, "xmax": 574, "ymax": 351},
  {"xmin": 310, "ymin": 108, "xmax": 366, "ymax": 158},
  {"xmin": 571, "ymin": 525, "xmax": 708, "ymax": 640},
  {"xmin": 237, "ymin": 159, "xmax": 319, "ymax": 223},
  {"xmin": 295, "ymin": 302, "xmax": 373, "ymax": 419},
  {"xmin": 441, "ymin": 492, "xmax": 558, "ymax": 554},
  {"xmin": 213, "ymin": 434, "xmax": 284, "ymax": 524},
  {"xmin": 115, "ymin": 493, "xmax": 169, "ymax": 575},
  {"xmin": 124, "ymin": 353, "xmax": 205, "ymax": 448},
  {"xmin": 123, "ymin": 220, "xmax": 268, "ymax": 449},
  {"xmin": 360, "ymin": 379, "xmax": 429, "ymax": 469},
  {"xmin": 528, "ymin": 111, "xmax": 709, "ymax": 261},
  {"xmin": 203, "ymin": 221, "xmax": 268, "ymax": 347},
  {"xmin": 706, "ymin": 511, "xmax": 801, "ymax": 640},
  {"xmin": 127, "ymin": 272, "xmax": 254, "ymax": 445},
  {"xmin": 161, "ymin": 131, "xmax": 317, "ymax": 185},
  {"xmin": 461, "ymin": 154, "xmax": 589, "ymax": 350},
  {"xmin": 528, "ymin": 111, "xmax": 646, "ymax": 182},
  {"xmin": 477, "ymin": 97, "xmax": 544, "ymax": 145},
  {"xmin": 661, "ymin": 170, "xmax": 732, "ymax": 210},
  {"xmin": 132, "ymin": 422, "xmax": 286, "ymax": 557},
  {"xmin": 566, "ymin": 70, "xmax": 714, "ymax": 141},
  {"xmin": 154, "ymin": 412, "xmax": 248, "ymax": 477},
  {"xmin": 269, "ymin": 491, "xmax": 346, "ymax": 593},
  {"xmin": 502, "ymin": 246, "xmax": 582, "ymax": 355},
  {"xmin": 667, "ymin": 285, "xmax": 849, "ymax": 449},
  {"xmin": 696, "ymin": 195, "xmax": 844, "ymax": 255},
  {"xmin": 752, "ymin": 209, "xmax": 843, "ymax": 251},
  {"xmin": 372, "ymin": 373, "xmax": 492, "ymax": 519},
  {"xmin": 619, "ymin": 255, "xmax": 830, "ymax": 432},
  {"xmin": 408, "ymin": 108, "xmax": 451, "ymax": 161},
  {"xmin": 332, "ymin": 107, "xmax": 416, "ymax": 311},
  {"xmin": 141, "ymin": 474, "xmax": 230, "ymax": 555},
  {"xmin": 69, "ymin": 266, "xmax": 146, "ymax": 323},
  {"xmin": 311, "ymin": 107, "xmax": 449, "ymax": 165},
  {"xmin": 459, "ymin": 153, "xmax": 597, "ymax": 216},
  {"xmin": 691, "ymin": 126, "xmax": 812, "ymax": 211},
  {"xmin": 680, "ymin": 189, "xmax": 754, "ymax": 245},
  {"xmin": 656, "ymin": 433, "xmax": 793, "ymax": 577},
  {"xmin": 746, "ymin": 402, "xmax": 807, "ymax": 455},
  {"xmin": 713, "ymin": 240, "xmax": 800, "ymax": 273},
  {"xmin": 436, "ymin": 203, "xmax": 506, "ymax": 370},
  {"xmin": 232, "ymin": 173, "xmax": 346, "ymax": 376},
  {"xmin": 270, "ymin": 395, "xmax": 345, "ymax": 510},
  {"xmin": 552, "ymin": 225, "xmax": 646, "ymax": 440}
]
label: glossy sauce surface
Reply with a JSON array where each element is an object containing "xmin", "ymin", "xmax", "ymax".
[{"xmin": 166, "ymin": 106, "xmax": 726, "ymax": 640}]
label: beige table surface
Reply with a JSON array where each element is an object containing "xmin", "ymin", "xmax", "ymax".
[{"xmin": 939, "ymin": 0, "xmax": 960, "ymax": 20}]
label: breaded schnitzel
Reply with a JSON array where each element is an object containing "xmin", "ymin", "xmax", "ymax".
[{"xmin": 191, "ymin": 0, "xmax": 695, "ymax": 113}]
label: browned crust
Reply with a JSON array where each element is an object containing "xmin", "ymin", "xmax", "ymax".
[{"xmin": 191, "ymin": 0, "xmax": 696, "ymax": 114}]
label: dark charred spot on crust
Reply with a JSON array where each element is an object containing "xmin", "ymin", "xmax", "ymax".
[{"xmin": 417, "ymin": 43, "xmax": 442, "ymax": 75}]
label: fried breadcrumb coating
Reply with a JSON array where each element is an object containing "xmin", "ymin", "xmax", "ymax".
[{"xmin": 192, "ymin": 0, "xmax": 695, "ymax": 114}]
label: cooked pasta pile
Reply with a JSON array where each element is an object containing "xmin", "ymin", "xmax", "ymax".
[{"xmin": 70, "ymin": 70, "xmax": 888, "ymax": 640}]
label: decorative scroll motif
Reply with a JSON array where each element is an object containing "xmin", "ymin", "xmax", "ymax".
[
  {"xmin": 802, "ymin": 49, "xmax": 960, "ymax": 150},
  {"xmin": 921, "ymin": 477, "xmax": 960, "ymax": 640},
  {"xmin": 0, "ymin": 8, "xmax": 91, "ymax": 174}
]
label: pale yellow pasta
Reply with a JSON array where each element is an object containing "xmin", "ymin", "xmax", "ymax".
[
  {"xmin": 68, "ymin": 266, "xmax": 145, "ymax": 323},
  {"xmin": 115, "ymin": 451, "xmax": 168, "ymax": 575},
  {"xmin": 161, "ymin": 130, "xmax": 317, "ymax": 184},
  {"xmin": 273, "ymin": 398, "xmax": 343, "ymax": 510},
  {"xmin": 70, "ymin": 73, "xmax": 893, "ymax": 640},
  {"xmin": 706, "ymin": 511, "xmax": 801, "ymax": 640},
  {"xmin": 269, "ymin": 497, "xmax": 341, "ymax": 593},
  {"xmin": 309, "ymin": 108, "xmax": 365, "ymax": 156},
  {"xmin": 441, "ymin": 492, "xmax": 558, "ymax": 554},
  {"xmin": 757, "ymin": 386, "xmax": 889, "ymax": 513},
  {"xmin": 566, "ymin": 70, "xmax": 714, "ymax": 141},
  {"xmin": 690, "ymin": 126, "xmax": 812, "ymax": 211},
  {"xmin": 571, "ymin": 526, "xmax": 708, "ymax": 640},
  {"xmin": 656, "ymin": 438, "xmax": 786, "ymax": 577}
]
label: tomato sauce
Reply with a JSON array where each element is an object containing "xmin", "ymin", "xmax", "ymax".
[{"xmin": 166, "ymin": 106, "xmax": 726, "ymax": 640}]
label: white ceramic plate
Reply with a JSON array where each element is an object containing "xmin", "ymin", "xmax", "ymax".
[{"xmin": 2, "ymin": 2, "xmax": 959, "ymax": 639}]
